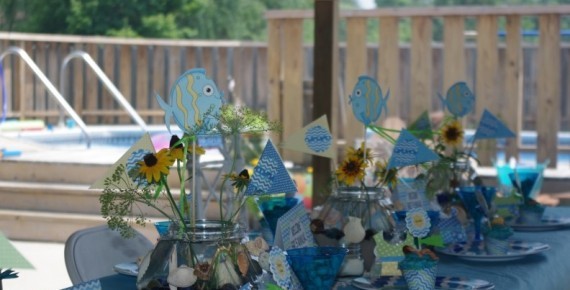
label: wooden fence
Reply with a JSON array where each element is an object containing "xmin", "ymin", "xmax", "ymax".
[
  {"xmin": 0, "ymin": 6, "xmax": 570, "ymax": 167},
  {"xmin": 267, "ymin": 6, "xmax": 570, "ymax": 167}
]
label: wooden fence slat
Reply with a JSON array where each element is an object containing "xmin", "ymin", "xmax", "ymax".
[
  {"xmin": 101, "ymin": 44, "xmax": 115, "ymax": 124},
  {"xmin": 281, "ymin": 18, "xmax": 304, "ymax": 164},
  {"xmin": 72, "ymin": 44, "xmax": 85, "ymax": 119},
  {"xmin": 443, "ymin": 16, "xmax": 466, "ymax": 91},
  {"xmin": 475, "ymin": 15, "xmax": 499, "ymax": 166},
  {"xmin": 504, "ymin": 15, "xmax": 522, "ymax": 161},
  {"xmin": 217, "ymin": 47, "xmax": 229, "ymax": 99},
  {"xmin": 537, "ymin": 14, "xmax": 561, "ymax": 168},
  {"xmin": 23, "ymin": 42, "xmax": 35, "ymax": 115},
  {"xmin": 378, "ymin": 16, "xmax": 400, "ymax": 119},
  {"xmin": 13, "ymin": 41, "xmax": 25, "ymax": 118},
  {"xmin": 410, "ymin": 16, "xmax": 433, "ymax": 121},
  {"xmin": 136, "ymin": 46, "xmax": 150, "ymax": 122},
  {"xmin": 344, "ymin": 17, "xmax": 368, "ymax": 145},
  {"xmin": 118, "ymin": 45, "xmax": 132, "ymax": 124},
  {"xmin": 267, "ymin": 19, "xmax": 282, "ymax": 143},
  {"xmin": 85, "ymin": 43, "xmax": 99, "ymax": 124},
  {"xmin": 1, "ymin": 40, "xmax": 11, "ymax": 117},
  {"xmin": 232, "ymin": 47, "xmax": 245, "ymax": 106},
  {"xmin": 152, "ymin": 46, "xmax": 166, "ymax": 124},
  {"xmin": 257, "ymin": 47, "xmax": 268, "ymax": 109}
]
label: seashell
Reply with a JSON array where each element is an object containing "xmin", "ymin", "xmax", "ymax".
[
  {"xmin": 343, "ymin": 216, "xmax": 366, "ymax": 244},
  {"xmin": 258, "ymin": 252, "xmax": 271, "ymax": 271},
  {"xmin": 215, "ymin": 258, "xmax": 241, "ymax": 287},
  {"xmin": 167, "ymin": 265, "xmax": 197, "ymax": 288},
  {"xmin": 237, "ymin": 252, "xmax": 249, "ymax": 277},
  {"xmin": 253, "ymin": 237, "xmax": 269, "ymax": 252}
]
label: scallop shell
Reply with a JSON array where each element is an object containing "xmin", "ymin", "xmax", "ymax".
[
  {"xmin": 343, "ymin": 216, "xmax": 365, "ymax": 244},
  {"xmin": 237, "ymin": 252, "xmax": 249, "ymax": 276}
]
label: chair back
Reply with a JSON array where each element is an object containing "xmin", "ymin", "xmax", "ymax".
[{"xmin": 64, "ymin": 225, "xmax": 153, "ymax": 285}]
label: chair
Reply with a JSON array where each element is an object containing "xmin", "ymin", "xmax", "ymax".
[{"xmin": 64, "ymin": 225, "xmax": 154, "ymax": 285}]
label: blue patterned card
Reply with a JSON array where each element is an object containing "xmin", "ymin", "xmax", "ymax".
[
  {"xmin": 274, "ymin": 203, "xmax": 316, "ymax": 250},
  {"xmin": 245, "ymin": 140, "xmax": 298, "ymax": 195},
  {"xmin": 439, "ymin": 207, "xmax": 467, "ymax": 244},
  {"xmin": 392, "ymin": 178, "xmax": 431, "ymax": 210},
  {"xmin": 387, "ymin": 130, "xmax": 440, "ymax": 169},
  {"xmin": 473, "ymin": 109, "xmax": 515, "ymax": 140}
]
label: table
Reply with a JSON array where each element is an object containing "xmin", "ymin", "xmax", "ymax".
[{"xmin": 62, "ymin": 207, "xmax": 570, "ymax": 290}]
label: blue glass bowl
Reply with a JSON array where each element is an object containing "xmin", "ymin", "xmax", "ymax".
[
  {"xmin": 286, "ymin": 247, "xmax": 347, "ymax": 289},
  {"xmin": 457, "ymin": 186, "xmax": 496, "ymax": 241},
  {"xmin": 258, "ymin": 197, "xmax": 299, "ymax": 235},
  {"xmin": 154, "ymin": 221, "xmax": 171, "ymax": 237},
  {"xmin": 508, "ymin": 171, "xmax": 540, "ymax": 199}
]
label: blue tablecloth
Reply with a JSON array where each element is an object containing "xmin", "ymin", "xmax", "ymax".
[{"xmin": 63, "ymin": 207, "xmax": 570, "ymax": 290}]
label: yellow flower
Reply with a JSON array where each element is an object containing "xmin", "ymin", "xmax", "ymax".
[
  {"xmin": 336, "ymin": 156, "xmax": 365, "ymax": 186},
  {"xmin": 374, "ymin": 160, "xmax": 398, "ymax": 187},
  {"xmin": 346, "ymin": 142, "xmax": 374, "ymax": 165},
  {"xmin": 228, "ymin": 169, "xmax": 250, "ymax": 192},
  {"xmin": 440, "ymin": 120, "xmax": 464, "ymax": 147},
  {"xmin": 138, "ymin": 149, "xmax": 174, "ymax": 183}
]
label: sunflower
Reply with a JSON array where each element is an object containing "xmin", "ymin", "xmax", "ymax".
[
  {"xmin": 336, "ymin": 156, "xmax": 365, "ymax": 186},
  {"xmin": 138, "ymin": 149, "xmax": 175, "ymax": 183},
  {"xmin": 168, "ymin": 135, "xmax": 206, "ymax": 161},
  {"xmin": 346, "ymin": 142, "xmax": 374, "ymax": 165},
  {"xmin": 440, "ymin": 120, "xmax": 464, "ymax": 147},
  {"xmin": 374, "ymin": 160, "xmax": 398, "ymax": 187}
]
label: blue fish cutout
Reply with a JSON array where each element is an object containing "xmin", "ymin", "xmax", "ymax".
[
  {"xmin": 156, "ymin": 68, "xmax": 225, "ymax": 133},
  {"xmin": 473, "ymin": 109, "xmax": 516, "ymax": 140},
  {"xmin": 438, "ymin": 82, "xmax": 475, "ymax": 118},
  {"xmin": 387, "ymin": 130, "xmax": 440, "ymax": 169},
  {"xmin": 349, "ymin": 75, "xmax": 390, "ymax": 126}
]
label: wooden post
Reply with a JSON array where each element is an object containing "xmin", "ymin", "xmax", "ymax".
[
  {"xmin": 378, "ymin": 16, "xmax": 400, "ymax": 119},
  {"xmin": 266, "ymin": 19, "xmax": 282, "ymax": 144},
  {"xmin": 136, "ymin": 45, "xmax": 150, "ymax": 122},
  {"xmin": 504, "ymin": 15, "xmax": 522, "ymax": 161},
  {"xmin": 344, "ymin": 17, "xmax": 367, "ymax": 148},
  {"xmin": 312, "ymin": 0, "xmax": 338, "ymax": 207},
  {"xmin": 443, "ymin": 16, "xmax": 466, "ymax": 91},
  {"xmin": 410, "ymin": 16, "xmax": 433, "ymax": 121},
  {"xmin": 475, "ymin": 15, "xmax": 498, "ymax": 166},
  {"xmin": 537, "ymin": 14, "xmax": 561, "ymax": 168},
  {"xmin": 281, "ymin": 18, "xmax": 304, "ymax": 164},
  {"xmin": 118, "ymin": 45, "xmax": 132, "ymax": 124}
]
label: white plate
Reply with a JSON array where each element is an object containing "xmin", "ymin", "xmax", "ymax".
[
  {"xmin": 511, "ymin": 216, "xmax": 570, "ymax": 232},
  {"xmin": 113, "ymin": 262, "xmax": 139, "ymax": 276},
  {"xmin": 435, "ymin": 240, "xmax": 550, "ymax": 262},
  {"xmin": 352, "ymin": 276, "xmax": 495, "ymax": 290}
]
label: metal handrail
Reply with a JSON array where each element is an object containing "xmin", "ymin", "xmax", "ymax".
[
  {"xmin": 0, "ymin": 46, "xmax": 92, "ymax": 147},
  {"xmin": 60, "ymin": 50, "xmax": 148, "ymax": 132}
]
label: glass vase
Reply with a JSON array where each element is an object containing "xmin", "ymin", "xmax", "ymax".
[
  {"xmin": 136, "ymin": 220, "xmax": 260, "ymax": 290},
  {"xmin": 314, "ymin": 186, "xmax": 393, "ymax": 274}
]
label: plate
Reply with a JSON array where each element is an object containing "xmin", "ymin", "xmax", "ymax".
[
  {"xmin": 352, "ymin": 276, "xmax": 495, "ymax": 290},
  {"xmin": 113, "ymin": 262, "xmax": 139, "ymax": 276},
  {"xmin": 511, "ymin": 216, "xmax": 570, "ymax": 232},
  {"xmin": 435, "ymin": 240, "xmax": 550, "ymax": 262}
]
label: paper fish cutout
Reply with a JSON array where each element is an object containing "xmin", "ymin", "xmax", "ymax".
[
  {"xmin": 281, "ymin": 115, "xmax": 335, "ymax": 159},
  {"xmin": 156, "ymin": 68, "xmax": 225, "ymax": 133},
  {"xmin": 408, "ymin": 111, "xmax": 433, "ymax": 140},
  {"xmin": 438, "ymin": 82, "xmax": 475, "ymax": 118},
  {"xmin": 387, "ymin": 130, "xmax": 440, "ymax": 169},
  {"xmin": 90, "ymin": 133, "xmax": 155, "ymax": 189},
  {"xmin": 439, "ymin": 207, "xmax": 467, "ymax": 244},
  {"xmin": 473, "ymin": 109, "xmax": 516, "ymax": 140},
  {"xmin": 245, "ymin": 140, "xmax": 298, "ymax": 195},
  {"xmin": 349, "ymin": 75, "xmax": 390, "ymax": 126}
]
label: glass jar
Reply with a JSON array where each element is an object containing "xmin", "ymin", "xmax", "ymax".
[
  {"xmin": 319, "ymin": 186, "xmax": 393, "ymax": 233},
  {"xmin": 137, "ymin": 220, "xmax": 260, "ymax": 290},
  {"xmin": 314, "ymin": 186, "xmax": 394, "ymax": 274}
]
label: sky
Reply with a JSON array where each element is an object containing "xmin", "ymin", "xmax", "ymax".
[{"xmin": 355, "ymin": 0, "xmax": 378, "ymax": 9}]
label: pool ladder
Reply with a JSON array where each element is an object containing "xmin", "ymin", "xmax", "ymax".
[
  {"xmin": 0, "ymin": 47, "xmax": 150, "ymax": 148},
  {"xmin": 0, "ymin": 46, "xmax": 93, "ymax": 147}
]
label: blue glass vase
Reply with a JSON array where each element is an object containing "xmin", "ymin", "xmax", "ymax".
[{"xmin": 457, "ymin": 186, "xmax": 496, "ymax": 241}]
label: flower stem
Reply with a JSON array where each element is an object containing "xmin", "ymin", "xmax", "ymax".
[{"xmin": 162, "ymin": 176, "xmax": 187, "ymax": 232}]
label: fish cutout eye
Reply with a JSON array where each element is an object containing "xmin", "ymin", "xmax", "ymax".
[
  {"xmin": 464, "ymin": 91, "xmax": 470, "ymax": 96},
  {"xmin": 355, "ymin": 89, "xmax": 361, "ymax": 96},
  {"xmin": 203, "ymin": 85, "xmax": 214, "ymax": 96}
]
